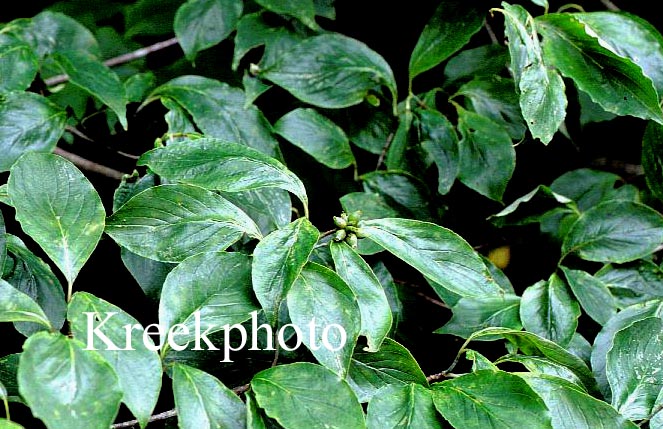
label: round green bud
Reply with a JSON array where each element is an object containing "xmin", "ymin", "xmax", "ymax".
[
  {"xmin": 347, "ymin": 210, "xmax": 362, "ymax": 226},
  {"xmin": 333, "ymin": 229, "xmax": 347, "ymax": 242},
  {"xmin": 333, "ymin": 216, "xmax": 347, "ymax": 229},
  {"xmin": 345, "ymin": 233, "xmax": 358, "ymax": 248}
]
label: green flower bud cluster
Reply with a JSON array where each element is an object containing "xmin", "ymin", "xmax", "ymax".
[{"xmin": 332, "ymin": 210, "xmax": 365, "ymax": 248}]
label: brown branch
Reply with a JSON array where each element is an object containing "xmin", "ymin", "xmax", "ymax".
[
  {"xmin": 600, "ymin": 0, "xmax": 620, "ymax": 11},
  {"xmin": 53, "ymin": 147, "xmax": 128, "ymax": 180},
  {"xmin": 45, "ymin": 37, "xmax": 180, "ymax": 87},
  {"xmin": 376, "ymin": 132, "xmax": 395, "ymax": 170}
]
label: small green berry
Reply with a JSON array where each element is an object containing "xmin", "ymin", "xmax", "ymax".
[
  {"xmin": 333, "ymin": 216, "xmax": 347, "ymax": 229},
  {"xmin": 333, "ymin": 229, "xmax": 347, "ymax": 242},
  {"xmin": 345, "ymin": 233, "xmax": 358, "ymax": 248},
  {"xmin": 347, "ymin": 210, "xmax": 362, "ymax": 226},
  {"xmin": 355, "ymin": 228, "xmax": 367, "ymax": 239}
]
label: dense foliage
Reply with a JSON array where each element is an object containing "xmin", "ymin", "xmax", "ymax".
[{"xmin": 2, "ymin": 0, "xmax": 663, "ymax": 428}]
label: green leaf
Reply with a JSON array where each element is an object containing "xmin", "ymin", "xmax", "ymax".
[
  {"xmin": 436, "ymin": 294, "xmax": 521, "ymax": 339},
  {"xmin": 456, "ymin": 107, "xmax": 515, "ymax": 201},
  {"xmin": 67, "ymin": 292, "xmax": 162, "ymax": 429},
  {"xmin": 0, "ymin": 279, "xmax": 51, "ymax": 328},
  {"xmin": 259, "ymin": 33, "xmax": 397, "ymax": 109},
  {"xmin": 466, "ymin": 349, "xmax": 499, "ymax": 372},
  {"xmin": 409, "ymin": 0, "xmax": 483, "ymax": 80},
  {"xmin": 361, "ymin": 218, "xmax": 502, "ymax": 299},
  {"xmin": 591, "ymin": 300, "xmax": 663, "ymax": 399},
  {"xmin": 443, "ymin": 44, "xmax": 508, "ymax": 85},
  {"xmin": 220, "ymin": 188, "xmax": 292, "ymax": 236},
  {"xmin": 0, "ymin": 91, "xmax": 66, "ymax": 172},
  {"xmin": 105, "ymin": 184, "xmax": 261, "ymax": 263},
  {"xmin": 159, "ymin": 251, "xmax": 259, "ymax": 349},
  {"xmin": 254, "ymin": 0, "xmax": 318, "ymax": 30},
  {"xmin": 519, "ymin": 274, "xmax": 580, "ymax": 346},
  {"xmin": 500, "ymin": 3, "xmax": 567, "ymax": 144},
  {"xmin": 347, "ymin": 338, "xmax": 428, "ymax": 403},
  {"xmin": 470, "ymin": 327, "xmax": 598, "ymax": 394},
  {"xmin": 0, "ymin": 185, "xmax": 8, "ymax": 206},
  {"xmin": 49, "ymin": 51, "xmax": 128, "ymax": 129},
  {"xmin": 501, "ymin": 355, "xmax": 585, "ymax": 387},
  {"xmin": 172, "ymin": 363, "xmax": 245, "ymax": 429},
  {"xmin": 455, "ymin": 77, "xmax": 527, "ymax": 141},
  {"xmin": 124, "ymin": 72, "xmax": 156, "ymax": 103},
  {"xmin": 643, "ymin": 121, "xmax": 663, "ymax": 200},
  {"xmin": 174, "ymin": 0, "xmax": 243, "ymax": 61},
  {"xmin": 551, "ymin": 168, "xmax": 635, "ymax": 211},
  {"xmin": 431, "ymin": 370, "xmax": 552, "ymax": 429},
  {"xmin": 0, "ymin": 354, "xmax": 20, "ymax": 403},
  {"xmin": 346, "ymin": 108, "xmax": 395, "ymax": 155},
  {"xmin": 0, "ymin": 212, "xmax": 5, "ymax": 280},
  {"xmin": 145, "ymin": 76, "xmax": 279, "ymax": 157},
  {"xmin": 138, "ymin": 137, "xmax": 308, "ymax": 215},
  {"xmin": 8, "ymin": 153, "xmax": 105, "ymax": 287},
  {"xmin": 561, "ymin": 201, "xmax": 663, "ymax": 263},
  {"xmin": 274, "ymin": 108, "xmax": 354, "ymax": 169},
  {"xmin": 607, "ymin": 317, "xmax": 663, "ymax": 420},
  {"xmin": 125, "ymin": 0, "xmax": 182, "ymax": 38},
  {"xmin": 330, "ymin": 242, "xmax": 392, "ymax": 351},
  {"xmin": 287, "ymin": 262, "xmax": 360, "ymax": 376},
  {"xmin": 366, "ymin": 384, "xmax": 442, "ymax": 429},
  {"xmin": 489, "ymin": 185, "xmax": 572, "ymax": 227},
  {"xmin": 596, "ymin": 260, "xmax": 663, "ymax": 308},
  {"xmin": 361, "ymin": 171, "xmax": 435, "ymax": 222},
  {"xmin": 252, "ymin": 218, "xmax": 319, "ymax": 326},
  {"xmin": 18, "ymin": 332, "xmax": 122, "ymax": 429},
  {"xmin": 561, "ymin": 267, "xmax": 617, "ymax": 325},
  {"xmin": 0, "ymin": 34, "xmax": 38, "ymax": 92},
  {"xmin": 536, "ymin": 13, "xmax": 663, "ymax": 124},
  {"xmin": 242, "ymin": 72, "xmax": 272, "ymax": 107},
  {"xmin": 573, "ymin": 12, "xmax": 663, "ymax": 97},
  {"xmin": 4, "ymin": 234, "xmax": 66, "ymax": 337},
  {"xmin": 251, "ymin": 362, "xmax": 366, "ymax": 429},
  {"xmin": 416, "ymin": 109, "xmax": 459, "ymax": 194},
  {"xmin": 522, "ymin": 374, "xmax": 638, "ymax": 429}
]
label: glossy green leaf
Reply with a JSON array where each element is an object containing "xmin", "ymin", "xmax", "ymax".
[
  {"xmin": 431, "ymin": 370, "xmax": 552, "ymax": 429},
  {"xmin": 501, "ymin": 355, "xmax": 585, "ymax": 387},
  {"xmin": 232, "ymin": 12, "xmax": 305, "ymax": 71},
  {"xmin": 68, "ymin": 292, "xmax": 162, "ymax": 429},
  {"xmin": 252, "ymin": 218, "xmax": 319, "ymax": 325},
  {"xmin": 536, "ymin": 13, "xmax": 663, "ymax": 124},
  {"xmin": 287, "ymin": 262, "xmax": 360, "ymax": 376},
  {"xmin": 124, "ymin": 0, "xmax": 182, "ymax": 38},
  {"xmin": 470, "ymin": 327, "xmax": 598, "ymax": 394},
  {"xmin": 489, "ymin": 185, "xmax": 572, "ymax": 227},
  {"xmin": 0, "ymin": 419, "xmax": 24, "ymax": 429},
  {"xmin": 372, "ymin": 262, "xmax": 403, "ymax": 334},
  {"xmin": 242, "ymin": 72, "xmax": 272, "ymax": 107},
  {"xmin": 18, "ymin": 332, "xmax": 122, "ymax": 429},
  {"xmin": 596, "ymin": 260, "xmax": 663, "ymax": 308},
  {"xmin": 145, "ymin": 76, "xmax": 279, "ymax": 157},
  {"xmin": 0, "ymin": 212, "xmax": 5, "ymax": 279},
  {"xmin": 561, "ymin": 201, "xmax": 663, "ymax": 263},
  {"xmin": 0, "ymin": 279, "xmax": 51, "ymax": 328},
  {"xmin": 19, "ymin": 11, "xmax": 100, "ymax": 58},
  {"xmin": 347, "ymin": 338, "xmax": 428, "ymax": 403},
  {"xmin": 574, "ymin": 12, "xmax": 663, "ymax": 97},
  {"xmin": 522, "ymin": 374, "xmax": 638, "ymax": 429},
  {"xmin": 259, "ymin": 33, "xmax": 397, "ymax": 109},
  {"xmin": 159, "ymin": 252, "xmax": 259, "ymax": 350},
  {"xmin": 643, "ymin": 121, "xmax": 663, "ymax": 200},
  {"xmin": 274, "ymin": 108, "xmax": 354, "ymax": 169},
  {"xmin": 172, "ymin": 363, "xmax": 245, "ymax": 429},
  {"xmin": 500, "ymin": 3, "xmax": 566, "ymax": 144},
  {"xmin": 465, "ymin": 349, "xmax": 498, "ymax": 372},
  {"xmin": 409, "ymin": 0, "xmax": 483, "ymax": 80},
  {"xmin": 591, "ymin": 300, "xmax": 663, "ymax": 399},
  {"xmin": 255, "ymin": 0, "xmax": 318, "ymax": 30},
  {"xmin": 0, "ymin": 34, "xmax": 38, "ymax": 92},
  {"xmin": 346, "ymin": 108, "xmax": 395, "ymax": 155},
  {"xmin": 0, "ymin": 185, "xmax": 8, "ymax": 206},
  {"xmin": 252, "ymin": 362, "xmax": 365, "ymax": 429},
  {"xmin": 330, "ymin": 242, "xmax": 392, "ymax": 351},
  {"xmin": 4, "ymin": 234, "xmax": 66, "ymax": 337},
  {"xmin": 361, "ymin": 218, "xmax": 502, "ymax": 299},
  {"xmin": 436, "ymin": 294, "xmax": 521, "ymax": 339},
  {"xmin": 561, "ymin": 267, "xmax": 617, "ymax": 325},
  {"xmin": 138, "ymin": 138, "xmax": 307, "ymax": 214},
  {"xmin": 0, "ymin": 92, "xmax": 66, "ymax": 172},
  {"xmin": 443, "ymin": 44, "xmax": 508, "ymax": 84},
  {"xmin": 49, "ymin": 51, "xmax": 127, "ymax": 129},
  {"xmin": 174, "ymin": 0, "xmax": 243, "ymax": 60},
  {"xmin": 456, "ymin": 77, "xmax": 526, "ymax": 141},
  {"xmin": 366, "ymin": 384, "xmax": 442, "ymax": 429},
  {"xmin": 220, "ymin": 188, "xmax": 292, "ymax": 236},
  {"xmin": 520, "ymin": 274, "xmax": 580, "ymax": 346},
  {"xmin": 416, "ymin": 109, "xmax": 459, "ymax": 194},
  {"xmin": 551, "ymin": 168, "xmax": 636, "ymax": 211},
  {"xmin": 361, "ymin": 171, "xmax": 435, "ymax": 221},
  {"xmin": 456, "ymin": 107, "xmax": 515, "ymax": 201},
  {"xmin": 246, "ymin": 391, "xmax": 270, "ymax": 429},
  {"xmin": 8, "ymin": 153, "xmax": 105, "ymax": 286},
  {"xmin": 105, "ymin": 184, "xmax": 261, "ymax": 263},
  {"xmin": 607, "ymin": 317, "xmax": 663, "ymax": 419},
  {"xmin": 124, "ymin": 72, "xmax": 156, "ymax": 103},
  {"xmin": 0, "ymin": 354, "xmax": 20, "ymax": 404},
  {"xmin": 384, "ymin": 111, "xmax": 412, "ymax": 171}
]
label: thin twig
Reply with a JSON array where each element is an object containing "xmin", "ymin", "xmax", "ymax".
[
  {"xmin": 484, "ymin": 19, "xmax": 499, "ymax": 45},
  {"xmin": 376, "ymin": 132, "xmax": 395, "ymax": 170},
  {"xmin": 65, "ymin": 125, "xmax": 94, "ymax": 142},
  {"xmin": 53, "ymin": 147, "xmax": 128, "ymax": 180},
  {"xmin": 600, "ymin": 0, "xmax": 620, "ymax": 11},
  {"xmin": 45, "ymin": 37, "xmax": 180, "ymax": 87}
]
